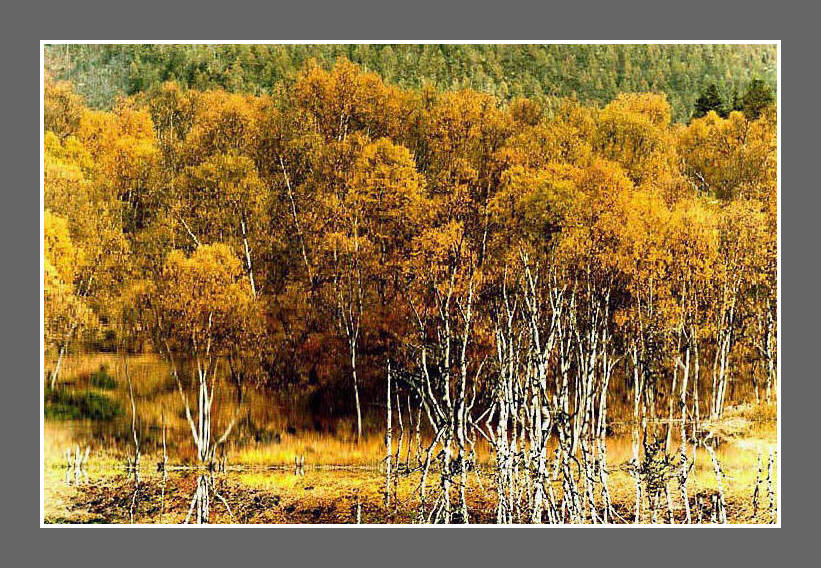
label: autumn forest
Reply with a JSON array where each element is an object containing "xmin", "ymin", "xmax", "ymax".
[{"xmin": 43, "ymin": 45, "xmax": 778, "ymax": 525}]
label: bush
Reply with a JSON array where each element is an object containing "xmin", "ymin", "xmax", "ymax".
[
  {"xmin": 89, "ymin": 365, "xmax": 117, "ymax": 389},
  {"xmin": 45, "ymin": 389, "xmax": 123, "ymax": 420}
]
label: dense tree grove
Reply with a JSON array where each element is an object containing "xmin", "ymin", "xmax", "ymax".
[
  {"xmin": 44, "ymin": 57, "xmax": 777, "ymax": 522},
  {"xmin": 45, "ymin": 44, "xmax": 776, "ymax": 122},
  {"xmin": 693, "ymin": 80, "xmax": 775, "ymax": 120}
]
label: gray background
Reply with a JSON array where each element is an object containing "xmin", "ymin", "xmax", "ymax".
[{"xmin": 4, "ymin": 0, "xmax": 811, "ymax": 564}]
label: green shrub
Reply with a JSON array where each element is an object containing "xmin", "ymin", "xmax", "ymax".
[
  {"xmin": 45, "ymin": 389, "xmax": 123, "ymax": 420},
  {"xmin": 89, "ymin": 365, "xmax": 117, "ymax": 389}
]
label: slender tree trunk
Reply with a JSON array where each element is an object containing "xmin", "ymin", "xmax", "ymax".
[
  {"xmin": 352, "ymin": 345, "xmax": 362, "ymax": 443},
  {"xmin": 767, "ymin": 449, "xmax": 776, "ymax": 523},
  {"xmin": 385, "ymin": 361, "xmax": 392, "ymax": 508},
  {"xmin": 124, "ymin": 353, "xmax": 140, "ymax": 470},
  {"xmin": 679, "ymin": 342, "xmax": 692, "ymax": 523},
  {"xmin": 631, "ymin": 344, "xmax": 644, "ymax": 523},
  {"xmin": 705, "ymin": 439, "xmax": 727, "ymax": 523},
  {"xmin": 394, "ymin": 390, "xmax": 404, "ymax": 507},
  {"xmin": 279, "ymin": 157, "xmax": 312, "ymax": 286},
  {"xmin": 752, "ymin": 449, "xmax": 762, "ymax": 519},
  {"xmin": 49, "ymin": 342, "xmax": 67, "ymax": 390},
  {"xmin": 441, "ymin": 431, "xmax": 453, "ymax": 523},
  {"xmin": 49, "ymin": 322, "xmax": 77, "ymax": 390},
  {"xmin": 240, "ymin": 216, "xmax": 257, "ymax": 298}
]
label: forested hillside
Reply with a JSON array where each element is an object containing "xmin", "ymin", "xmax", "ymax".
[{"xmin": 44, "ymin": 44, "xmax": 776, "ymax": 122}]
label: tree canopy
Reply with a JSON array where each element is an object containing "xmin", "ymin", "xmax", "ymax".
[{"xmin": 44, "ymin": 56, "xmax": 777, "ymax": 429}]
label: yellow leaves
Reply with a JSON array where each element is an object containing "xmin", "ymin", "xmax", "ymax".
[
  {"xmin": 595, "ymin": 92, "xmax": 678, "ymax": 188},
  {"xmin": 422, "ymin": 89, "xmax": 513, "ymax": 213},
  {"xmin": 667, "ymin": 198, "xmax": 720, "ymax": 273},
  {"xmin": 353, "ymin": 139, "xmax": 423, "ymax": 199},
  {"xmin": 293, "ymin": 58, "xmax": 410, "ymax": 142},
  {"xmin": 145, "ymin": 81, "xmax": 201, "ymax": 162},
  {"xmin": 44, "ymin": 132, "xmax": 95, "ymax": 217},
  {"xmin": 410, "ymin": 220, "xmax": 468, "ymax": 284},
  {"xmin": 183, "ymin": 90, "xmax": 259, "ymax": 159},
  {"xmin": 44, "ymin": 211, "xmax": 84, "ymax": 288},
  {"xmin": 556, "ymin": 159, "xmax": 675, "ymax": 296},
  {"xmin": 44, "ymin": 211, "xmax": 95, "ymax": 345},
  {"xmin": 42, "ymin": 61, "xmax": 778, "ymax": 377},
  {"xmin": 502, "ymin": 99, "xmax": 597, "ymax": 169},
  {"xmin": 426, "ymin": 89, "xmax": 511, "ymax": 166},
  {"xmin": 490, "ymin": 163, "xmax": 577, "ymax": 245},
  {"xmin": 163, "ymin": 243, "xmax": 246, "ymax": 293},
  {"xmin": 716, "ymin": 199, "xmax": 770, "ymax": 281},
  {"xmin": 158, "ymin": 244, "xmax": 260, "ymax": 353},
  {"xmin": 44, "ymin": 126, "xmax": 129, "ymax": 279},
  {"xmin": 77, "ymin": 103, "xmax": 156, "ymax": 160},
  {"xmin": 678, "ymin": 109, "xmax": 776, "ymax": 201},
  {"xmin": 44, "ymin": 78, "xmax": 85, "ymax": 138},
  {"xmin": 44, "ymin": 131, "xmax": 94, "ymax": 172},
  {"xmin": 603, "ymin": 92, "xmax": 672, "ymax": 128},
  {"xmin": 73, "ymin": 104, "xmax": 160, "ymax": 235},
  {"xmin": 348, "ymin": 138, "xmax": 430, "ymax": 245},
  {"xmin": 179, "ymin": 152, "xmax": 264, "ymax": 213}
]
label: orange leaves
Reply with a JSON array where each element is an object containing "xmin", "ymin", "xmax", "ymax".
[
  {"xmin": 182, "ymin": 90, "xmax": 259, "ymax": 160},
  {"xmin": 178, "ymin": 152, "xmax": 265, "ymax": 215},
  {"xmin": 42, "ymin": 57, "xmax": 778, "ymax": 397},
  {"xmin": 348, "ymin": 138, "xmax": 430, "ymax": 250},
  {"xmin": 158, "ymin": 244, "xmax": 261, "ymax": 354},
  {"xmin": 293, "ymin": 58, "xmax": 411, "ymax": 142}
]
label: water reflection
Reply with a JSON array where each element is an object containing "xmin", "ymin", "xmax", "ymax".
[
  {"xmin": 183, "ymin": 475, "xmax": 235, "ymax": 524},
  {"xmin": 184, "ymin": 475, "xmax": 211, "ymax": 524},
  {"xmin": 46, "ymin": 443, "xmax": 776, "ymax": 524},
  {"xmin": 43, "ymin": 375, "xmax": 777, "ymax": 525},
  {"xmin": 63, "ymin": 445, "xmax": 89, "ymax": 486}
]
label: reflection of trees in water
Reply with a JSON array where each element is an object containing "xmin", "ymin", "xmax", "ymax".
[
  {"xmin": 185, "ymin": 475, "xmax": 210, "ymax": 524},
  {"xmin": 64, "ymin": 465, "xmax": 88, "ymax": 486},
  {"xmin": 129, "ymin": 470, "xmax": 139, "ymax": 523},
  {"xmin": 64, "ymin": 445, "xmax": 90, "ymax": 486},
  {"xmin": 184, "ymin": 475, "xmax": 235, "ymax": 524}
]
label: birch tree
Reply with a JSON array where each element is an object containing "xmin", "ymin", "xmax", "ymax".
[{"xmin": 152, "ymin": 244, "xmax": 262, "ymax": 463}]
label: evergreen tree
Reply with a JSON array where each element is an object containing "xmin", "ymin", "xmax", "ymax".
[
  {"xmin": 693, "ymin": 83, "xmax": 726, "ymax": 118},
  {"xmin": 740, "ymin": 78, "xmax": 775, "ymax": 119}
]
